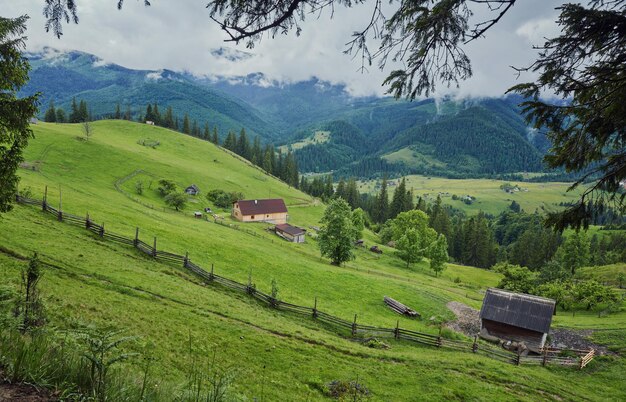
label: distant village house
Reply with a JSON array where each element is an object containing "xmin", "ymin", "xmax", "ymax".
[
  {"xmin": 146, "ymin": 120, "xmax": 155, "ymax": 125},
  {"xmin": 232, "ymin": 199, "xmax": 288, "ymax": 224},
  {"xmin": 479, "ymin": 288, "xmax": 556, "ymax": 353},
  {"xmin": 275, "ymin": 223, "xmax": 305, "ymax": 243},
  {"xmin": 185, "ymin": 184, "xmax": 200, "ymax": 196}
]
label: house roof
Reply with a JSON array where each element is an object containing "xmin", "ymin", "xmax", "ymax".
[
  {"xmin": 275, "ymin": 223, "xmax": 305, "ymax": 236},
  {"xmin": 479, "ymin": 288, "xmax": 556, "ymax": 334},
  {"xmin": 235, "ymin": 199, "xmax": 287, "ymax": 215},
  {"xmin": 186, "ymin": 184, "xmax": 199, "ymax": 191}
]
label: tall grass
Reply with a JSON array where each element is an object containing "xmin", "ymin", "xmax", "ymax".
[{"xmin": 0, "ymin": 326, "xmax": 240, "ymax": 401}]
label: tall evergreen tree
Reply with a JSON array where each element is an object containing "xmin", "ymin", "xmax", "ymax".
[
  {"xmin": 69, "ymin": 97, "xmax": 79, "ymax": 123},
  {"xmin": 163, "ymin": 106, "xmax": 175, "ymax": 129},
  {"xmin": 203, "ymin": 122, "xmax": 210, "ymax": 140},
  {"xmin": 212, "ymin": 127, "xmax": 219, "ymax": 144},
  {"xmin": 236, "ymin": 128, "xmax": 251, "ymax": 159},
  {"xmin": 114, "ymin": 103, "xmax": 121, "ymax": 119},
  {"xmin": 55, "ymin": 108, "xmax": 66, "ymax": 123},
  {"xmin": 152, "ymin": 103, "xmax": 160, "ymax": 125},
  {"xmin": 44, "ymin": 99, "xmax": 56, "ymax": 122},
  {"xmin": 335, "ymin": 178, "xmax": 347, "ymax": 201},
  {"xmin": 223, "ymin": 131, "xmax": 237, "ymax": 151},
  {"xmin": 262, "ymin": 144, "xmax": 273, "ymax": 173},
  {"xmin": 345, "ymin": 178, "xmax": 359, "ymax": 209},
  {"xmin": 390, "ymin": 177, "xmax": 409, "ymax": 219},
  {"xmin": 324, "ymin": 175, "xmax": 334, "ymax": 200},
  {"xmin": 78, "ymin": 100, "xmax": 88, "ymax": 122},
  {"xmin": 182, "ymin": 114, "xmax": 191, "ymax": 134},
  {"xmin": 191, "ymin": 119, "xmax": 199, "ymax": 137},
  {"xmin": 373, "ymin": 177, "xmax": 389, "ymax": 223},
  {"xmin": 251, "ymin": 136, "xmax": 262, "ymax": 165},
  {"xmin": 124, "ymin": 105, "xmax": 132, "ymax": 120},
  {"xmin": 145, "ymin": 104, "xmax": 154, "ymax": 122}
]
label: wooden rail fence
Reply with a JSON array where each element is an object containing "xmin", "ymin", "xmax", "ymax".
[{"xmin": 15, "ymin": 193, "xmax": 595, "ymax": 369}]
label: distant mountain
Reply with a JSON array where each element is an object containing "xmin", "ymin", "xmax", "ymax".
[
  {"xmin": 22, "ymin": 48, "xmax": 549, "ymax": 179},
  {"xmin": 22, "ymin": 48, "xmax": 278, "ymax": 141}
]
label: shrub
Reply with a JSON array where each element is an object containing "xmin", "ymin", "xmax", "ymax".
[
  {"xmin": 206, "ymin": 189, "xmax": 244, "ymax": 208},
  {"xmin": 157, "ymin": 179, "xmax": 177, "ymax": 196}
]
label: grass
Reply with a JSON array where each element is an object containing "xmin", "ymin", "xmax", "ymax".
[
  {"xmin": 1, "ymin": 120, "xmax": 625, "ymax": 400},
  {"xmin": 381, "ymin": 146, "xmax": 447, "ymax": 169},
  {"xmin": 279, "ymin": 130, "xmax": 330, "ymax": 152},
  {"xmin": 357, "ymin": 175, "xmax": 585, "ymax": 216}
]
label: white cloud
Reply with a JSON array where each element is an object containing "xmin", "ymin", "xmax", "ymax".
[{"xmin": 2, "ymin": 0, "xmax": 564, "ymax": 98}]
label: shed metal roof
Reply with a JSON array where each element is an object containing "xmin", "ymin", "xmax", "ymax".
[
  {"xmin": 275, "ymin": 223, "xmax": 305, "ymax": 236},
  {"xmin": 479, "ymin": 288, "xmax": 556, "ymax": 334},
  {"xmin": 235, "ymin": 199, "xmax": 287, "ymax": 215}
]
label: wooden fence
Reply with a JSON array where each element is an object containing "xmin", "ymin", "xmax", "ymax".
[{"xmin": 15, "ymin": 193, "xmax": 595, "ymax": 369}]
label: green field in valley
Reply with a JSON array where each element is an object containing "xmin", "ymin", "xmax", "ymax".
[
  {"xmin": 1, "ymin": 121, "xmax": 625, "ymax": 400},
  {"xmin": 358, "ymin": 175, "xmax": 585, "ymax": 216}
]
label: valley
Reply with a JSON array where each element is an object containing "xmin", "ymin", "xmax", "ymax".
[{"xmin": 1, "ymin": 121, "xmax": 625, "ymax": 400}]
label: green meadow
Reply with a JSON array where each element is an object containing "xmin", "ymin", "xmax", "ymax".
[
  {"xmin": 358, "ymin": 175, "xmax": 585, "ymax": 216},
  {"xmin": 1, "ymin": 121, "xmax": 625, "ymax": 400}
]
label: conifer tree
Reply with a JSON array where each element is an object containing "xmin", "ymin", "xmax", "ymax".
[
  {"xmin": 203, "ymin": 122, "xmax": 210, "ymax": 140},
  {"xmin": 374, "ymin": 178, "xmax": 389, "ymax": 223},
  {"xmin": 44, "ymin": 99, "xmax": 56, "ymax": 122},
  {"xmin": 145, "ymin": 104, "xmax": 154, "ymax": 122},
  {"xmin": 78, "ymin": 100, "xmax": 88, "ymax": 122},
  {"xmin": 237, "ymin": 128, "xmax": 251, "ymax": 159},
  {"xmin": 324, "ymin": 175, "xmax": 334, "ymax": 200},
  {"xmin": 429, "ymin": 234, "xmax": 449, "ymax": 276},
  {"xmin": 163, "ymin": 106, "xmax": 175, "ymax": 129},
  {"xmin": 152, "ymin": 103, "xmax": 160, "ymax": 125},
  {"xmin": 223, "ymin": 131, "xmax": 237, "ymax": 151},
  {"xmin": 55, "ymin": 108, "xmax": 66, "ymax": 123},
  {"xmin": 69, "ymin": 97, "xmax": 79, "ymax": 122},
  {"xmin": 182, "ymin": 114, "xmax": 191, "ymax": 134},
  {"xmin": 125, "ymin": 105, "xmax": 132, "ymax": 120},
  {"xmin": 191, "ymin": 119, "xmax": 199, "ymax": 137},
  {"xmin": 262, "ymin": 145, "xmax": 273, "ymax": 173},
  {"xmin": 251, "ymin": 136, "xmax": 262, "ymax": 165},
  {"xmin": 212, "ymin": 127, "xmax": 219, "ymax": 144},
  {"xmin": 390, "ymin": 177, "xmax": 409, "ymax": 219},
  {"xmin": 114, "ymin": 103, "xmax": 121, "ymax": 119},
  {"xmin": 345, "ymin": 178, "xmax": 359, "ymax": 209},
  {"xmin": 335, "ymin": 178, "xmax": 347, "ymax": 200}
]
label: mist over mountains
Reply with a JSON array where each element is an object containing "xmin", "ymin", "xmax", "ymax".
[{"xmin": 23, "ymin": 48, "xmax": 550, "ymax": 179}]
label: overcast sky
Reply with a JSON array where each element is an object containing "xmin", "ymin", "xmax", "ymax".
[{"xmin": 3, "ymin": 0, "xmax": 563, "ymax": 98}]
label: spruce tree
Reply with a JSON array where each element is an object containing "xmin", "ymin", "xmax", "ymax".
[
  {"xmin": 114, "ymin": 103, "xmax": 121, "ymax": 119},
  {"xmin": 212, "ymin": 127, "xmax": 219, "ymax": 144},
  {"xmin": 145, "ymin": 104, "xmax": 154, "ymax": 122},
  {"xmin": 223, "ymin": 131, "xmax": 237, "ymax": 151},
  {"xmin": 152, "ymin": 103, "xmax": 160, "ymax": 125},
  {"xmin": 374, "ymin": 177, "xmax": 389, "ymax": 223},
  {"xmin": 262, "ymin": 145, "xmax": 273, "ymax": 173},
  {"xmin": 191, "ymin": 120, "xmax": 199, "ymax": 137},
  {"xmin": 125, "ymin": 105, "xmax": 132, "ymax": 120},
  {"xmin": 44, "ymin": 99, "xmax": 56, "ymax": 122},
  {"xmin": 324, "ymin": 175, "xmax": 334, "ymax": 200},
  {"xmin": 203, "ymin": 122, "xmax": 210, "ymax": 140},
  {"xmin": 163, "ymin": 106, "xmax": 175, "ymax": 129},
  {"xmin": 345, "ymin": 178, "xmax": 359, "ymax": 209},
  {"xmin": 251, "ymin": 136, "xmax": 262, "ymax": 165},
  {"xmin": 69, "ymin": 97, "xmax": 79, "ymax": 122},
  {"xmin": 55, "ymin": 108, "xmax": 66, "ymax": 123},
  {"xmin": 237, "ymin": 128, "xmax": 251, "ymax": 159},
  {"xmin": 182, "ymin": 114, "xmax": 191, "ymax": 134},
  {"xmin": 335, "ymin": 178, "xmax": 347, "ymax": 200},
  {"xmin": 78, "ymin": 100, "xmax": 88, "ymax": 122},
  {"xmin": 389, "ymin": 177, "xmax": 408, "ymax": 219}
]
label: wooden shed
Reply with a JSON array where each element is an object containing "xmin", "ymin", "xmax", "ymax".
[
  {"xmin": 275, "ymin": 223, "xmax": 305, "ymax": 243},
  {"xmin": 185, "ymin": 184, "xmax": 200, "ymax": 195},
  {"xmin": 232, "ymin": 199, "xmax": 288, "ymax": 224},
  {"xmin": 479, "ymin": 288, "xmax": 556, "ymax": 353}
]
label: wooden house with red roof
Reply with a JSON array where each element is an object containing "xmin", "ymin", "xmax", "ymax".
[{"xmin": 232, "ymin": 199, "xmax": 288, "ymax": 224}]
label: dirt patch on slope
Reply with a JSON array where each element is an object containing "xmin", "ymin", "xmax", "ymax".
[
  {"xmin": 0, "ymin": 378, "xmax": 57, "ymax": 402},
  {"xmin": 445, "ymin": 301, "xmax": 480, "ymax": 337}
]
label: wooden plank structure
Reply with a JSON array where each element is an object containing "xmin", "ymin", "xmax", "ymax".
[{"xmin": 384, "ymin": 296, "xmax": 420, "ymax": 318}]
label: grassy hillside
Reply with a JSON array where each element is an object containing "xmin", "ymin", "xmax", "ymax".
[
  {"xmin": 1, "ymin": 121, "xmax": 625, "ymax": 400},
  {"xmin": 358, "ymin": 175, "xmax": 585, "ymax": 216}
]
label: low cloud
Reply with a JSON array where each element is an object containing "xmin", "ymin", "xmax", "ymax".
[{"xmin": 3, "ymin": 0, "xmax": 563, "ymax": 98}]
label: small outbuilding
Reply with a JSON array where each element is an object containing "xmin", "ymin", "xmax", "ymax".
[
  {"xmin": 275, "ymin": 223, "xmax": 306, "ymax": 243},
  {"xmin": 232, "ymin": 199, "xmax": 288, "ymax": 224},
  {"xmin": 185, "ymin": 184, "xmax": 200, "ymax": 196},
  {"xmin": 479, "ymin": 288, "xmax": 556, "ymax": 353}
]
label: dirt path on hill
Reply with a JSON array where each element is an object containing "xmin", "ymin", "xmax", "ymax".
[{"xmin": 445, "ymin": 301, "xmax": 481, "ymax": 337}]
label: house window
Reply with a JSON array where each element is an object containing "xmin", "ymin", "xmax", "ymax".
[
  {"xmin": 266, "ymin": 214, "xmax": 269, "ymax": 217},
  {"xmin": 251, "ymin": 215, "xmax": 255, "ymax": 219}
]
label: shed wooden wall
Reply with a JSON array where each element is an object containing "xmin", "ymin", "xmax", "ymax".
[
  {"xmin": 232, "ymin": 206, "xmax": 287, "ymax": 224},
  {"xmin": 481, "ymin": 319, "xmax": 546, "ymax": 351}
]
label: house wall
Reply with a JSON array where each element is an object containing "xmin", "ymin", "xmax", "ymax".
[
  {"xmin": 232, "ymin": 205, "xmax": 287, "ymax": 224},
  {"xmin": 481, "ymin": 319, "xmax": 546, "ymax": 351}
]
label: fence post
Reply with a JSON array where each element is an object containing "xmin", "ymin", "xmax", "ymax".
[
  {"xmin": 394, "ymin": 320, "xmax": 400, "ymax": 340},
  {"xmin": 134, "ymin": 227, "xmax": 139, "ymax": 247},
  {"xmin": 99, "ymin": 223, "xmax": 105, "ymax": 237},
  {"xmin": 42, "ymin": 185, "xmax": 48, "ymax": 211},
  {"xmin": 152, "ymin": 237, "xmax": 157, "ymax": 258},
  {"xmin": 515, "ymin": 349, "xmax": 521, "ymax": 366},
  {"xmin": 209, "ymin": 264, "xmax": 214, "ymax": 281},
  {"xmin": 86, "ymin": 213, "xmax": 91, "ymax": 229},
  {"xmin": 312, "ymin": 297, "xmax": 318, "ymax": 319},
  {"xmin": 542, "ymin": 347, "xmax": 548, "ymax": 366},
  {"xmin": 184, "ymin": 252, "xmax": 189, "ymax": 268},
  {"xmin": 351, "ymin": 314, "xmax": 357, "ymax": 337},
  {"xmin": 57, "ymin": 190, "xmax": 63, "ymax": 221},
  {"xmin": 472, "ymin": 336, "xmax": 478, "ymax": 353},
  {"xmin": 247, "ymin": 270, "xmax": 255, "ymax": 294}
]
